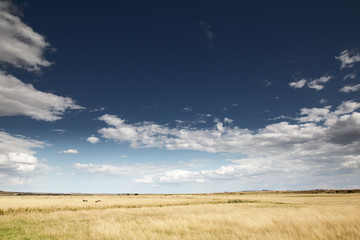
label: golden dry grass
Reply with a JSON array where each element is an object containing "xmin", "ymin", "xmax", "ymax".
[{"xmin": 0, "ymin": 192, "xmax": 359, "ymax": 239}]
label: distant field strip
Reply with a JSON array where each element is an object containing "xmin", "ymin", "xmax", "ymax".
[{"xmin": 0, "ymin": 198, "xmax": 262, "ymax": 215}]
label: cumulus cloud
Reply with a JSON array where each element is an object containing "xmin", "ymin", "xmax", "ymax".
[
  {"xmin": 298, "ymin": 106, "xmax": 331, "ymax": 122},
  {"xmin": 59, "ymin": 149, "xmax": 79, "ymax": 154},
  {"xmin": 0, "ymin": 152, "xmax": 39, "ymax": 174},
  {"xmin": 0, "ymin": 130, "xmax": 45, "ymax": 155},
  {"xmin": 0, "ymin": 71, "xmax": 83, "ymax": 121},
  {"xmin": 0, "ymin": 3, "xmax": 83, "ymax": 121},
  {"xmin": 289, "ymin": 79, "xmax": 306, "ymax": 88},
  {"xmin": 0, "ymin": 1, "xmax": 51, "ymax": 70},
  {"xmin": 97, "ymin": 101, "xmax": 360, "ymax": 183},
  {"xmin": 224, "ymin": 117, "xmax": 233, "ymax": 124},
  {"xmin": 336, "ymin": 49, "xmax": 360, "ymax": 69},
  {"xmin": 87, "ymin": 136, "xmax": 100, "ymax": 144},
  {"xmin": 98, "ymin": 101, "xmax": 360, "ymax": 153},
  {"xmin": 307, "ymin": 75, "xmax": 331, "ymax": 90},
  {"xmin": 289, "ymin": 75, "xmax": 331, "ymax": 90},
  {"xmin": 340, "ymin": 84, "xmax": 360, "ymax": 93},
  {"xmin": 0, "ymin": 130, "xmax": 48, "ymax": 182}
]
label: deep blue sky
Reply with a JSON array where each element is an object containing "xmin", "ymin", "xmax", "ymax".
[{"xmin": 1, "ymin": 0, "xmax": 360, "ymax": 193}]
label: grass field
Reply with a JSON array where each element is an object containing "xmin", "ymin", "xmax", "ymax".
[{"xmin": 0, "ymin": 191, "xmax": 359, "ymax": 239}]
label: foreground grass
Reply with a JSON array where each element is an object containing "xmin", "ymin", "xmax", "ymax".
[{"xmin": 0, "ymin": 193, "xmax": 359, "ymax": 239}]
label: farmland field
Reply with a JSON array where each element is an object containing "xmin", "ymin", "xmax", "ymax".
[{"xmin": 0, "ymin": 191, "xmax": 359, "ymax": 239}]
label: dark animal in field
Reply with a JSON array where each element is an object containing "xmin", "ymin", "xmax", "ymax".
[
  {"xmin": 83, "ymin": 199, "xmax": 88, "ymax": 202},
  {"xmin": 95, "ymin": 200, "xmax": 101, "ymax": 203}
]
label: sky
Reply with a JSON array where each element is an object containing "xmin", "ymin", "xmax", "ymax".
[{"xmin": 1, "ymin": 0, "xmax": 360, "ymax": 193}]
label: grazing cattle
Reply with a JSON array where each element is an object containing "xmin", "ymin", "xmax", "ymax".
[
  {"xmin": 83, "ymin": 200, "xmax": 88, "ymax": 202},
  {"xmin": 95, "ymin": 200, "xmax": 101, "ymax": 203}
]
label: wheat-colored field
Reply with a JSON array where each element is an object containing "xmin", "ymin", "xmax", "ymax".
[{"xmin": 0, "ymin": 192, "xmax": 359, "ymax": 239}]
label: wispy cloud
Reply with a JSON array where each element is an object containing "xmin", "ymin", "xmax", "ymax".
[
  {"xmin": 89, "ymin": 107, "xmax": 105, "ymax": 112},
  {"xmin": 200, "ymin": 21, "xmax": 215, "ymax": 48},
  {"xmin": 268, "ymin": 115, "xmax": 294, "ymax": 121},
  {"xmin": 73, "ymin": 163, "xmax": 133, "ymax": 175},
  {"xmin": 73, "ymin": 162, "xmax": 166, "ymax": 176},
  {"xmin": 336, "ymin": 49, "xmax": 360, "ymax": 69},
  {"xmin": 59, "ymin": 149, "xmax": 79, "ymax": 154},
  {"xmin": 344, "ymin": 73, "xmax": 356, "ymax": 81},
  {"xmin": 319, "ymin": 99, "xmax": 327, "ymax": 104},
  {"xmin": 263, "ymin": 80, "xmax": 272, "ymax": 87},
  {"xmin": 340, "ymin": 84, "xmax": 360, "ymax": 93},
  {"xmin": 51, "ymin": 129, "xmax": 66, "ymax": 135}
]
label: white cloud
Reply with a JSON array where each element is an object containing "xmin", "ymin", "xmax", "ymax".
[
  {"xmin": 87, "ymin": 136, "xmax": 100, "ymax": 144},
  {"xmin": 0, "ymin": 152, "xmax": 38, "ymax": 173},
  {"xmin": 183, "ymin": 107, "xmax": 193, "ymax": 111},
  {"xmin": 135, "ymin": 160, "xmax": 278, "ymax": 184},
  {"xmin": 97, "ymin": 101, "xmax": 360, "ymax": 184},
  {"xmin": 223, "ymin": 117, "xmax": 233, "ymax": 124},
  {"xmin": 344, "ymin": 73, "xmax": 356, "ymax": 81},
  {"xmin": 0, "ymin": 130, "xmax": 48, "ymax": 180},
  {"xmin": 0, "ymin": 71, "xmax": 83, "ymax": 121},
  {"xmin": 340, "ymin": 84, "xmax": 360, "ymax": 93},
  {"xmin": 298, "ymin": 106, "xmax": 331, "ymax": 122},
  {"xmin": 98, "ymin": 101, "xmax": 360, "ymax": 153},
  {"xmin": 0, "ymin": 1, "xmax": 51, "ymax": 71},
  {"xmin": 290, "ymin": 75, "xmax": 331, "ymax": 91},
  {"xmin": 334, "ymin": 101, "xmax": 360, "ymax": 115},
  {"xmin": 289, "ymin": 79, "xmax": 306, "ymax": 88},
  {"xmin": 0, "ymin": 3, "xmax": 83, "ymax": 122},
  {"xmin": 307, "ymin": 75, "xmax": 331, "ymax": 90},
  {"xmin": 335, "ymin": 49, "xmax": 360, "ymax": 69},
  {"xmin": 89, "ymin": 107, "xmax": 105, "ymax": 112},
  {"xmin": 268, "ymin": 115, "xmax": 294, "ymax": 121},
  {"xmin": 135, "ymin": 169, "xmax": 205, "ymax": 183},
  {"xmin": 59, "ymin": 149, "xmax": 79, "ymax": 154},
  {"xmin": 0, "ymin": 130, "xmax": 45, "ymax": 155}
]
